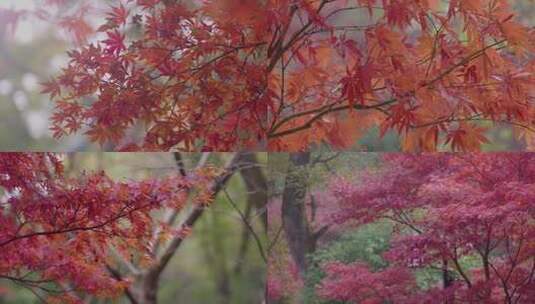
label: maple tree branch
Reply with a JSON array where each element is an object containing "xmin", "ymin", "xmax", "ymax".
[
  {"xmin": 222, "ymin": 188, "xmax": 267, "ymax": 263},
  {"xmin": 0, "ymin": 275, "xmax": 54, "ymax": 285},
  {"xmin": 489, "ymin": 259, "xmax": 515, "ymax": 302},
  {"xmin": 451, "ymin": 248, "xmax": 473, "ymax": 288},
  {"xmin": 268, "ymin": 98, "xmax": 397, "ymax": 138},
  {"xmin": 510, "ymin": 257, "xmax": 535, "ymax": 301},
  {"xmin": 233, "ymin": 154, "xmax": 267, "ymax": 274},
  {"xmin": 190, "ymin": 43, "xmax": 266, "ymax": 73},
  {"xmin": 0, "ymin": 273, "xmax": 71, "ymax": 302},
  {"xmin": 269, "ymin": 38, "xmax": 510, "ymax": 140},
  {"xmin": 150, "ymin": 152, "xmax": 211, "ymax": 255},
  {"xmin": 383, "ymin": 214, "xmax": 422, "ymax": 235},
  {"xmin": 423, "ymin": 39, "xmax": 507, "ymax": 87},
  {"xmin": 10, "ymin": 283, "xmax": 51, "ymax": 304},
  {"xmin": 0, "ymin": 201, "xmax": 152, "ymax": 248},
  {"xmin": 267, "ymin": 0, "xmax": 331, "ymax": 73},
  {"xmin": 267, "ymin": 224, "xmax": 285, "ymax": 257},
  {"xmin": 105, "ymin": 265, "xmax": 139, "ymax": 304},
  {"xmin": 165, "ymin": 152, "xmax": 211, "ymax": 225},
  {"xmin": 149, "ymin": 152, "xmax": 243, "ymax": 277},
  {"xmin": 411, "ymin": 114, "xmax": 535, "ymax": 134},
  {"xmin": 173, "ymin": 152, "xmax": 187, "ymax": 177},
  {"xmin": 267, "ymin": 4, "xmax": 298, "ymax": 58},
  {"xmin": 108, "ymin": 245, "xmax": 141, "ymax": 275}
]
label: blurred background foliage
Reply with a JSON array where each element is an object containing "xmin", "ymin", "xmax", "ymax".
[{"xmin": 0, "ymin": 152, "xmax": 267, "ymax": 304}]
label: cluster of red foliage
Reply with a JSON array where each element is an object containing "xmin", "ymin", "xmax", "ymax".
[
  {"xmin": 43, "ymin": 0, "xmax": 268, "ymax": 151},
  {"xmin": 267, "ymin": 255, "xmax": 303, "ymax": 302},
  {"xmin": 266, "ymin": 0, "xmax": 535, "ymax": 151},
  {"xmin": 0, "ymin": 153, "xmax": 216, "ymax": 302},
  {"xmin": 3, "ymin": 0, "xmax": 535, "ymax": 302},
  {"xmin": 37, "ymin": 0, "xmax": 535, "ymax": 151},
  {"xmin": 320, "ymin": 153, "xmax": 535, "ymax": 303},
  {"xmin": 318, "ymin": 262, "xmax": 415, "ymax": 303}
]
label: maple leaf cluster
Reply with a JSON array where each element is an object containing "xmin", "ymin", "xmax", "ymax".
[
  {"xmin": 0, "ymin": 153, "xmax": 216, "ymax": 302},
  {"xmin": 318, "ymin": 262, "xmax": 415, "ymax": 303},
  {"xmin": 42, "ymin": 0, "xmax": 535, "ymax": 151},
  {"xmin": 3, "ymin": 0, "xmax": 528, "ymax": 151},
  {"xmin": 318, "ymin": 153, "xmax": 535, "ymax": 303},
  {"xmin": 45, "ymin": 0, "xmax": 269, "ymax": 151},
  {"xmin": 267, "ymin": 0, "xmax": 535, "ymax": 151},
  {"xmin": 24, "ymin": 0, "xmax": 531, "ymax": 151}
]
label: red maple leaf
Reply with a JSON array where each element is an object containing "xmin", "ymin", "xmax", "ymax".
[
  {"xmin": 103, "ymin": 30, "xmax": 126, "ymax": 55},
  {"xmin": 40, "ymin": 78, "xmax": 61, "ymax": 99}
]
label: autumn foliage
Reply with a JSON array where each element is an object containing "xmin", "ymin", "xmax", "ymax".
[
  {"xmin": 266, "ymin": 0, "xmax": 535, "ymax": 151},
  {"xmin": 0, "ymin": 153, "xmax": 216, "ymax": 302},
  {"xmin": 37, "ymin": 0, "xmax": 535, "ymax": 151},
  {"xmin": 318, "ymin": 154, "xmax": 535, "ymax": 303},
  {"xmin": 43, "ymin": 0, "xmax": 268, "ymax": 151}
]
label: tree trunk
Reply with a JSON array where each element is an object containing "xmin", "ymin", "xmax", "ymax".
[
  {"xmin": 281, "ymin": 152, "xmax": 311, "ymax": 276},
  {"xmin": 139, "ymin": 270, "xmax": 159, "ymax": 304}
]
